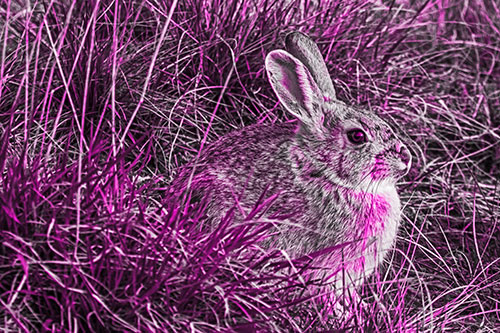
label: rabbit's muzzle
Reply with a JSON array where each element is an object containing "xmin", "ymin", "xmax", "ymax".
[
  {"xmin": 373, "ymin": 142, "xmax": 412, "ymax": 180},
  {"xmin": 393, "ymin": 142, "xmax": 412, "ymax": 177}
]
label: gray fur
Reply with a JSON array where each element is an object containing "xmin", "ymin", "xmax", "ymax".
[{"xmin": 285, "ymin": 31, "xmax": 337, "ymax": 101}]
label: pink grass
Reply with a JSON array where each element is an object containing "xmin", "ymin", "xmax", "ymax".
[{"xmin": 1, "ymin": 0, "xmax": 499, "ymax": 331}]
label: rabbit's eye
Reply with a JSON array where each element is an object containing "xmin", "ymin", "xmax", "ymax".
[{"xmin": 346, "ymin": 129, "xmax": 367, "ymax": 145}]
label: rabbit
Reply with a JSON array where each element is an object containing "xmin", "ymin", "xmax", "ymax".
[{"xmin": 170, "ymin": 31, "xmax": 411, "ymax": 296}]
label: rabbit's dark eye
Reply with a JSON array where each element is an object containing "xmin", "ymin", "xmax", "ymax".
[{"xmin": 346, "ymin": 129, "xmax": 367, "ymax": 145}]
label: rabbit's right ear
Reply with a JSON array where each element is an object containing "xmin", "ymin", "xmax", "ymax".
[{"xmin": 266, "ymin": 50, "xmax": 324, "ymax": 127}]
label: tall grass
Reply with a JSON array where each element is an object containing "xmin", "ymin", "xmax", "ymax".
[{"xmin": 1, "ymin": 0, "xmax": 499, "ymax": 331}]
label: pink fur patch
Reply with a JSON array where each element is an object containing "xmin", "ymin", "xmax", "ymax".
[{"xmin": 343, "ymin": 190, "xmax": 390, "ymax": 273}]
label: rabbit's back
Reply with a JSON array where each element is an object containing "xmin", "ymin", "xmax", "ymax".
[{"xmin": 170, "ymin": 122, "xmax": 309, "ymax": 221}]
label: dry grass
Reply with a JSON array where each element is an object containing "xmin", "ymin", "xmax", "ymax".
[{"xmin": 0, "ymin": 0, "xmax": 499, "ymax": 331}]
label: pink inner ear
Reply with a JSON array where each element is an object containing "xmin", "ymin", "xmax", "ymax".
[
  {"xmin": 280, "ymin": 69, "xmax": 292, "ymax": 92},
  {"xmin": 280, "ymin": 60, "xmax": 309, "ymax": 108}
]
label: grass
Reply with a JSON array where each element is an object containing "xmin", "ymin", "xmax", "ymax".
[{"xmin": 1, "ymin": 0, "xmax": 499, "ymax": 331}]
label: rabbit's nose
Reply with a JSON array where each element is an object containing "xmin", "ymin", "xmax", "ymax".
[{"xmin": 395, "ymin": 143, "xmax": 412, "ymax": 173}]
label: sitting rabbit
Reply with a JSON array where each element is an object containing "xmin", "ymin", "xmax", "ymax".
[{"xmin": 170, "ymin": 31, "xmax": 411, "ymax": 294}]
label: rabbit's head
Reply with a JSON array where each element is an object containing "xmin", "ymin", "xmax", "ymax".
[{"xmin": 265, "ymin": 32, "xmax": 411, "ymax": 191}]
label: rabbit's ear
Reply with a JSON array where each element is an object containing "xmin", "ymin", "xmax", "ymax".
[
  {"xmin": 285, "ymin": 31, "xmax": 336, "ymax": 102},
  {"xmin": 266, "ymin": 49, "xmax": 324, "ymax": 126}
]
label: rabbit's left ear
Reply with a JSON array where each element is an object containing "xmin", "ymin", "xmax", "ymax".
[
  {"xmin": 265, "ymin": 49, "xmax": 324, "ymax": 127},
  {"xmin": 285, "ymin": 31, "xmax": 336, "ymax": 102}
]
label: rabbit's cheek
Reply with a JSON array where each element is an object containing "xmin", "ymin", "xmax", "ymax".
[
  {"xmin": 336, "ymin": 152, "xmax": 366, "ymax": 181},
  {"xmin": 335, "ymin": 154, "xmax": 351, "ymax": 180}
]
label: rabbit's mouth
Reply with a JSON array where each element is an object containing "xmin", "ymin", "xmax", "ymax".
[
  {"xmin": 394, "ymin": 159, "xmax": 411, "ymax": 177},
  {"xmin": 370, "ymin": 164, "xmax": 409, "ymax": 181},
  {"xmin": 388, "ymin": 153, "xmax": 412, "ymax": 178}
]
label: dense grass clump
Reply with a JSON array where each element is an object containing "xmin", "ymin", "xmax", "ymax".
[{"xmin": 1, "ymin": 0, "xmax": 499, "ymax": 331}]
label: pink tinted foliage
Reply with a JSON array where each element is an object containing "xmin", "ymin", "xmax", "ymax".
[{"xmin": 0, "ymin": 0, "xmax": 499, "ymax": 331}]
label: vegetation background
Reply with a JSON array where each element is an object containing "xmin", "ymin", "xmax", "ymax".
[{"xmin": 0, "ymin": 0, "xmax": 499, "ymax": 331}]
